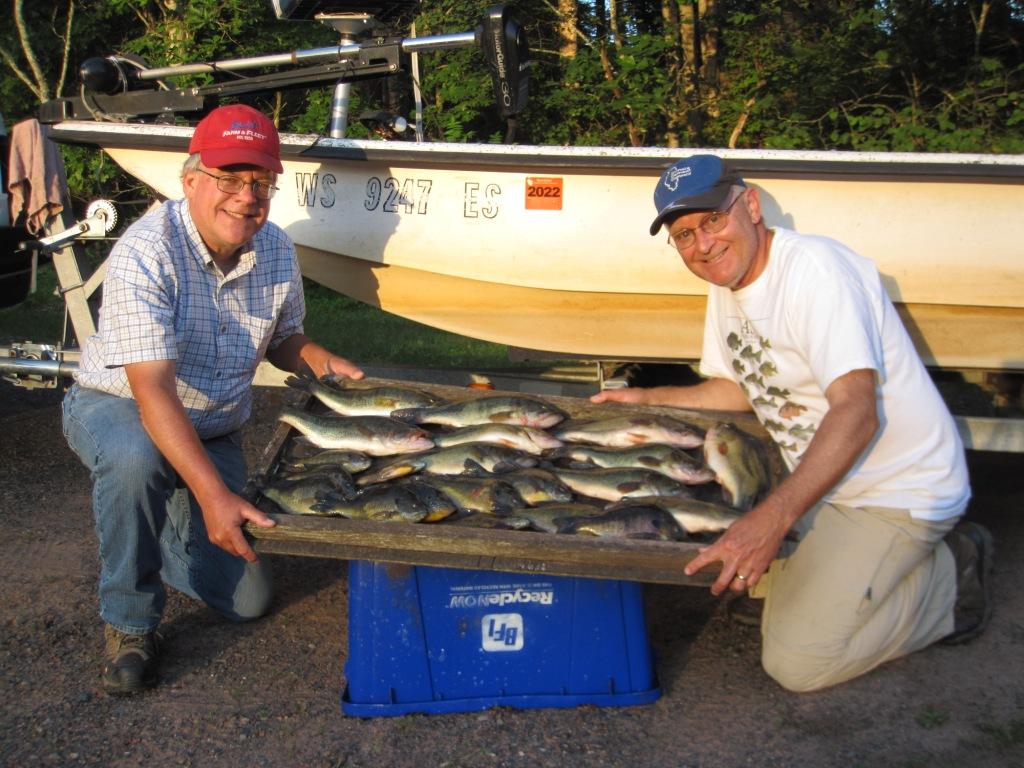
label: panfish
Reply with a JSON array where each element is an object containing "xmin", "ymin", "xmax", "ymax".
[
  {"xmin": 311, "ymin": 485, "xmax": 429, "ymax": 522},
  {"xmin": 548, "ymin": 466, "xmax": 693, "ymax": 502},
  {"xmin": 557, "ymin": 505, "xmax": 687, "ymax": 541},
  {"xmin": 432, "ymin": 423, "xmax": 564, "ymax": 454},
  {"xmin": 408, "ymin": 475, "xmax": 525, "ymax": 515},
  {"xmin": 553, "ymin": 415, "xmax": 704, "ymax": 449},
  {"xmin": 259, "ymin": 476, "xmax": 350, "ymax": 516},
  {"xmin": 285, "ymin": 372, "xmax": 444, "ymax": 416},
  {"xmin": 549, "ymin": 443, "xmax": 715, "ymax": 484},
  {"xmin": 498, "ymin": 468, "xmax": 574, "ymax": 505},
  {"xmin": 356, "ymin": 442, "xmax": 537, "ymax": 486},
  {"xmin": 703, "ymin": 422, "xmax": 771, "ymax": 511},
  {"xmin": 516, "ymin": 502, "xmax": 606, "ymax": 534},
  {"xmin": 278, "ymin": 407, "xmax": 435, "ymax": 456},
  {"xmin": 397, "ymin": 479, "xmax": 460, "ymax": 522},
  {"xmin": 392, "ymin": 395, "xmax": 568, "ymax": 429},
  {"xmin": 607, "ymin": 496, "xmax": 742, "ymax": 535}
]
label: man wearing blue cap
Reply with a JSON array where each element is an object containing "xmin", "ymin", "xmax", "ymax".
[{"xmin": 593, "ymin": 154, "xmax": 991, "ymax": 692}]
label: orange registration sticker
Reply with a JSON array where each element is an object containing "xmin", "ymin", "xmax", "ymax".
[{"xmin": 525, "ymin": 177, "xmax": 563, "ymax": 210}]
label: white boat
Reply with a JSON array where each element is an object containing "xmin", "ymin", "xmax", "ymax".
[{"xmin": 51, "ymin": 119, "xmax": 1024, "ymax": 371}]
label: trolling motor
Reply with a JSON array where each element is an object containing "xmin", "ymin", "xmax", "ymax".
[{"xmin": 38, "ymin": 2, "xmax": 529, "ymax": 138}]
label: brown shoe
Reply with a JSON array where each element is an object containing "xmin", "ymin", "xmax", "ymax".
[
  {"xmin": 941, "ymin": 521, "xmax": 994, "ymax": 645},
  {"xmin": 102, "ymin": 625, "xmax": 161, "ymax": 695}
]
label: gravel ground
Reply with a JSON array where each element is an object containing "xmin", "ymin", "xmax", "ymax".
[{"xmin": 1, "ymin": 383, "xmax": 1022, "ymax": 768}]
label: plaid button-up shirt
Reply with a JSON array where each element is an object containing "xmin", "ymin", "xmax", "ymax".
[{"xmin": 76, "ymin": 198, "xmax": 305, "ymax": 438}]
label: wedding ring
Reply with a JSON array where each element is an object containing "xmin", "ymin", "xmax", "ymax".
[{"xmin": 736, "ymin": 573, "xmax": 748, "ymax": 581}]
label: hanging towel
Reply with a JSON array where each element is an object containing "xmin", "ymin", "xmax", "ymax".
[{"xmin": 8, "ymin": 118, "xmax": 69, "ymax": 235}]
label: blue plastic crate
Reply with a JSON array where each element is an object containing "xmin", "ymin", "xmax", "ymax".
[{"xmin": 341, "ymin": 561, "xmax": 661, "ymax": 717}]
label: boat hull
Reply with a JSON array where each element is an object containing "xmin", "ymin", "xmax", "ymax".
[{"xmin": 52, "ymin": 122, "xmax": 1024, "ymax": 369}]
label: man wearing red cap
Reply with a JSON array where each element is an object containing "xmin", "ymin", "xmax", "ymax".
[
  {"xmin": 62, "ymin": 104, "xmax": 363, "ymax": 694},
  {"xmin": 594, "ymin": 154, "xmax": 990, "ymax": 692}
]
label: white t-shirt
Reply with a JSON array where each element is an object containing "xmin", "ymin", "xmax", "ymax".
[{"xmin": 699, "ymin": 228, "xmax": 970, "ymax": 521}]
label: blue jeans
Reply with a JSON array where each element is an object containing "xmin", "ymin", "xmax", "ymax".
[{"xmin": 62, "ymin": 384, "xmax": 273, "ymax": 635}]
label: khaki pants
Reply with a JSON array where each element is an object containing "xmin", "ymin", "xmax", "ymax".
[{"xmin": 750, "ymin": 503, "xmax": 957, "ymax": 692}]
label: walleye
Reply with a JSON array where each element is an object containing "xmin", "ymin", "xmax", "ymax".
[
  {"xmin": 553, "ymin": 415, "xmax": 704, "ymax": 449},
  {"xmin": 285, "ymin": 373, "xmax": 444, "ymax": 416},
  {"xmin": 271, "ymin": 466, "xmax": 357, "ymax": 499},
  {"xmin": 278, "ymin": 407, "xmax": 435, "ymax": 456},
  {"xmin": 432, "ymin": 423, "xmax": 564, "ymax": 454},
  {"xmin": 356, "ymin": 442, "xmax": 537, "ymax": 486},
  {"xmin": 607, "ymin": 496, "xmax": 742, "ymax": 535},
  {"xmin": 548, "ymin": 466, "xmax": 693, "ymax": 502},
  {"xmin": 279, "ymin": 449, "xmax": 372, "ymax": 474},
  {"xmin": 516, "ymin": 502, "xmax": 606, "ymax": 534},
  {"xmin": 408, "ymin": 475, "xmax": 525, "ymax": 515},
  {"xmin": 445, "ymin": 513, "xmax": 533, "ymax": 530},
  {"xmin": 498, "ymin": 468, "xmax": 574, "ymax": 505},
  {"xmin": 557, "ymin": 505, "xmax": 687, "ymax": 541},
  {"xmin": 549, "ymin": 444, "xmax": 715, "ymax": 485},
  {"xmin": 392, "ymin": 395, "xmax": 568, "ymax": 429},
  {"xmin": 703, "ymin": 422, "xmax": 771, "ymax": 511},
  {"xmin": 310, "ymin": 485, "xmax": 429, "ymax": 522}
]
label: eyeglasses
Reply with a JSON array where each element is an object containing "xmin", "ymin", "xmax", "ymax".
[
  {"xmin": 195, "ymin": 168, "xmax": 278, "ymax": 200},
  {"xmin": 667, "ymin": 191, "xmax": 746, "ymax": 251}
]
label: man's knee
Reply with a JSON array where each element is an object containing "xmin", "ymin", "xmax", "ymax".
[{"xmin": 761, "ymin": 637, "xmax": 844, "ymax": 693}]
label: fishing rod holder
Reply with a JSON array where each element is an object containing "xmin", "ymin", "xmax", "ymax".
[{"xmin": 38, "ymin": 4, "xmax": 528, "ymax": 126}]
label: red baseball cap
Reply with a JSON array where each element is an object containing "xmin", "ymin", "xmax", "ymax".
[{"xmin": 188, "ymin": 104, "xmax": 283, "ymax": 173}]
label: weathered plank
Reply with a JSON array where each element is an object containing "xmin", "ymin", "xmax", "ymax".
[
  {"xmin": 249, "ymin": 512, "xmax": 718, "ymax": 586},
  {"xmin": 244, "ymin": 376, "xmax": 780, "ymax": 585}
]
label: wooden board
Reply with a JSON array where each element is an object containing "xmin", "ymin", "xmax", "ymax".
[{"xmin": 244, "ymin": 377, "xmax": 784, "ymax": 586}]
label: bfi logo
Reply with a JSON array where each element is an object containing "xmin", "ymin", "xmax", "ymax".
[{"xmin": 482, "ymin": 613, "xmax": 524, "ymax": 652}]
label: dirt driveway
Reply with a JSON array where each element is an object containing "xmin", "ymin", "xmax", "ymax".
[{"xmin": 1, "ymin": 384, "xmax": 1022, "ymax": 768}]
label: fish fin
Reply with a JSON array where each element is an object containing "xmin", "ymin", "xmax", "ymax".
[
  {"xmin": 462, "ymin": 459, "xmax": 489, "ymax": 475},
  {"xmin": 637, "ymin": 457, "xmax": 660, "ymax": 469},
  {"xmin": 567, "ymin": 459, "xmax": 597, "ymax": 470},
  {"xmin": 490, "ymin": 460, "xmax": 520, "ymax": 474},
  {"xmin": 390, "ymin": 408, "xmax": 419, "ymax": 423},
  {"xmin": 283, "ymin": 376, "xmax": 309, "ymax": 392},
  {"xmin": 617, "ymin": 482, "xmax": 643, "ymax": 494},
  {"xmin": 488, "ymin": 410, "xmax": 516, "ymax": 424}
]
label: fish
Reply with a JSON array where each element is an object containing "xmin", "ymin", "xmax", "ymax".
[
  {"xmin": 498, "ymin": 468, "xmax": 575, "ymax": 505},
  {"xmin": 258, "ymin": 476, "xmax": 352, "ymax": 516},
  {"xmin": 356, "ymin": 442, "xmax": 537, "ymax": 486},
  {"xmin": 392, "ymin": 395, "xmax": 568, "ymax": 429},
  {"xmin": 557, "ymin": 505, "xmax": 687, "ymax": 541},
  {"xmin": 285, "ymin": 373, "xmax": 444, "ymax": 416},
  {"xmin": 397, "ymin": 479, "xmax": 460, "ymax": 522},
  {"xmin": 547, "ymin": 466, "xmax": 694, "ymax": 502},
  {"xmin": 553, "ymin": 415, "xmax": 704, "ymax": 449},
  {"xmin": 278, "ymin": 449, "xmax": 372, "ymax": 474},
  {"xmin": 515, "ymin": 502, "xmax": 606, "ymax": 533},
  {"xmin": 407, "ymin": 475, "xmax": 525, "ymax": 515},
  {"xmin": 278, "ymin": 406, "xmax": 435, "ymax": 456},
  {"xmin": 271, "ymin": 466, "xmax": 357, "ymax": 499},
  {"xmin": 703, "ymin": 422, "xmax": 771, "ymax": 511},
  {"xmin": 606, "ymin": 496, "xmax": 742, "ymax": 535},
  {"xmin": 547, "ymin": 444, "xmax": 715, "ymax": 485},
  {"xmin": 444, "ymin": 513, "xmax": 533, "ymax": 530},
  {"xmin": 432, "ymin": 423, "xmax": 564, "ymax": 454},
  {"xmin": 310, "ymin": 485, "xmax": 429, "ymax": 522}
]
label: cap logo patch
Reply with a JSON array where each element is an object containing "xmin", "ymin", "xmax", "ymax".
[
  {"xmin": 223, "ymin": 119, "xmax": 266, "ymax": 143},
  {"xmin": 663, "ymin": 165, "xmax": 693, "ymax": 192}
]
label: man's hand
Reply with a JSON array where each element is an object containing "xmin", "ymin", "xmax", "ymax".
[
  {"xmin": 590, "ymin": 387, "xmax": 650, "ymax": 406},
  {"xmin": 683, "ymin": 502, "xmax": 792, "ymax": 595},
  {"xmin": 200, "ymin": 489, "xmax": 276, "ymax": 563},
  {"xmin": 323, "ymin": 353, "xmax": 364, "ymax": 381}
]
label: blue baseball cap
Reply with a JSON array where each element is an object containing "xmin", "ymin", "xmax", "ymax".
[{"xmin": 649, "ymin": 155, "xmax": 745, "ymax": 235}]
